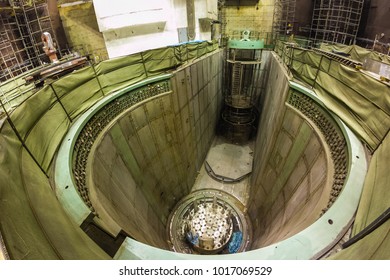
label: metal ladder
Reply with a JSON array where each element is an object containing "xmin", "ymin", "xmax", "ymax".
[{"xmin": 231, "ymin": 62, "xmax": 242, "ymax": 96}]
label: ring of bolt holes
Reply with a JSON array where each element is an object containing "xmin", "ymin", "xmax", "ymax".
[
  {"xmin": 72, "ymin": 81, "xmax": 171, "ymax": 212},
  {"xmin": 288, "ymin": 91, "xmax": 348, "ymax": 216}
]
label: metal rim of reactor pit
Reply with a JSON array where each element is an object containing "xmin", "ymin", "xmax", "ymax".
[{"xmin": 167, "ymin": 189, "xmax": 252, "ymax": 255}]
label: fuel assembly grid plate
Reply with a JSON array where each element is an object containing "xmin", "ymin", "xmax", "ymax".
[{"xmin": 167, "ymin": 189, "xmax": 252, "ymax": 255}]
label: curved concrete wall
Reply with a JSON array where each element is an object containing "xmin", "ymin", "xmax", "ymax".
[
  {"xmin": 250, "ymin": 107, "xmax": 332, "ymax": 247},
  {"xmin": 249, "ymin": 52, "xmax": 333, "ymax": 248},
  {"xmin": 81, "ymin": 51, "xmax": 352, "ymax": 257},
  {"xmin": 0, "ymin": 46, "xmax": 368, "ymax": 259},
  {"xmin": 87, "ymin": 51, "xmax": 223, "ymax": 249},
  {"xmin": 0, "ymin": 42, "xmax": 220, "ymax": 259}
]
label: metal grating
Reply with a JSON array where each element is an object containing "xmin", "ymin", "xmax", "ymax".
[{"xmin": 288, "ymin": 90, "xmax": 348, "ymax": 214}]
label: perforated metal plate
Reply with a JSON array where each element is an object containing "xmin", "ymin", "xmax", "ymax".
[{"xmin": 167, "ymin": 189, "xmax": 252, "ymax": 255}]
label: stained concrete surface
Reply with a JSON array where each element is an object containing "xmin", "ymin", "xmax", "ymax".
[
  {"xmin": 191, "ymin": 136, "xmax": 253, "ymax": 206},
  {"xmin": 206, "ymin": 137, "xmax": 253, "ymax": 181}
]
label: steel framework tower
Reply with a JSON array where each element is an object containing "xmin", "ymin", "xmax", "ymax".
[
  {"xmin": 272, "ymin": 0, "xmax": 296, "ymax": 37},
  {"xmin": 310, "ymin": 0, "xmax": 364, "ymax": 45},
  {"xmin": 0, "ymin": 0, "xmax": 57, "ymax": 81}
]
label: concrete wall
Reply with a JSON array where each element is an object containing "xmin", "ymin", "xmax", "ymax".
[
  {"xmin": 58, "ymin": 1, "xmax": 109, "ymax": 61},
  {"xmin": 89, "ymin": 50, "xmax": 223, "ymax": 248},
  {"xmin": 224, "ymin": 0, "xmax": 274, "ymax": 37},
  {"xmin": 89, "ymin": 50, "xmax": 334, "ymax": 250},
  {"xmin": 92, "ymin": 0, "xmax": 218, "ymax": 58},
  {"xmin": 47, "ymin": 0, "xmax": 68, "ymax": 51},
  {"xmin": 249, "ymin": 53, "xmax": 332, "ymax": 248},
  {"xmin": 358, "ymin": 0, "xmax": 390, "ymax": 47}
]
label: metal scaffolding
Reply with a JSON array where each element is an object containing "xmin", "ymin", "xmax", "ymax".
[
  {"xmin": 0, "ymin": 0, "xmax": 57, "ymax": 81},
  {"xmin": 0, "ymin": 11, "xmax": 32, "ymax": 81},
  {"xmin": 272, "ymin": 0, "xmax": 296, "ymax": 37},
  {"xmin": 310, "ymin": 0, "xmax": 364, "ymax": 45},
  {"xmin": 13, "ymin": 0, "xmax": 58, "ymax": 65}
]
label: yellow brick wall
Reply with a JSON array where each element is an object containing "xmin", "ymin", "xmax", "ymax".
[
  {"xmin": 224, "ymin": 0, "xmax": 275, "ymax": 40},
  {"xmin": 59, "ymin": 2, "xmax": 108, "ymax": 62}
]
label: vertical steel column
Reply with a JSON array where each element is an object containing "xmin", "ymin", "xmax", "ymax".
[
  {"xmin": 48, "ymin": 83, "xmax": 72, "ymax": 122},
  {"xmin": 90, "ymin": 63, "xmax": 105, "ymax": 96},
  {"xmin": 186, "ymin": 0, "xmax": 196, "ymax": 41}
]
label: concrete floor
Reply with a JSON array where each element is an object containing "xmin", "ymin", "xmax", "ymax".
[{"xmin": 191, "ymin": 136, "xmax": 254, "ymax": 207}]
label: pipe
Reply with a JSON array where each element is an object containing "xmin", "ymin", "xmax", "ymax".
[
  {"xmin": 342, "ymin": 207, "xmax": 390, "ymax": 249},
  {"xmin": 186, "ymin": 0, "xmax": 196, "ymax": 41}
]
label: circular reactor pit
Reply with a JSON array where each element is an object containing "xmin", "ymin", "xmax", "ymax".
[{"xmin": 167, "ymin": 189, "xmax": 252, "ymax": 255}]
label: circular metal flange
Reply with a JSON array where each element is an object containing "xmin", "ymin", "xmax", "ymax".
[{"xmin": 167, "ymin": 189, "xmax": 252, "ymax": 255}]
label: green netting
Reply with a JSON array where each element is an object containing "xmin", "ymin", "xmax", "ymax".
[
  {"xmin": 0, "ymin": 122, "xmax": 109, "ymax": 259},
  {"xmin": 315, "ymin": 71, "xmax": 390, "ymax": 149},
  {"xmin": 100, "ymin": 64, "xmax": 147, "ymax": 95},
  {"xmin": 204, "ymin": 40, "xmax": 217, "ymax": 55},
  {"xmin": 62, "ymin": 88, "xmax": 102, "ymax": 119},
  {"xmin": 59, "ymin": 77, "xmax": 102, "ymax": 118},
  {"xmin": 291, "ymin": 60, "xmax": 317, "ymax": 85},
  {"xmin": 11, "ymin": 79, "xmax": 102, "ymax": 171},
  {"xmin": 280, "ymin": 43, "xmax": 390, "ymax": 258},
  {"xmin": 8, "ymin": 67, "xmax": 105, "ymax": 172},
  {"xmin": 320, "ymin": 43, "xmax": 390, "ymax": 65},
  {"xmin": 287, "ymin": 46, "xmax": 390, "ymax": 151},
  {"xmin": 330, "ymin": 133, "xmax": 390, "ymax": 260},
  {"xmin": 334, "ymin": 65, "xmax": 390, "ymax": 114},
  {"xmin": 51, "ymin": 66, "xmax": 97, "ymax": 99},
  {"xmin": 94, "ymin": 54, "xmax": 147, "ymax": 94},
  {"xmin": 293, "ymin": 49, "xmax": 321, "ymax": 68},
  {"xmin": 329, "ymin": 221, "xmax": 389, "ymax": 260},
  {"xmin": 314, "ymin": 76, "xmax": 378, "ymax": 148},
  {"xmin": 10, "ymin": 85, "xmax": 57, "ymax": 140},
  {"xmin": 173, "ymin": 45, "xmax": 189, "ymax": 62},
  {"xmin": 0, "ymin": 74, "xmax": 36, "ymax": 111},
  {"xmin": 187, "ymin": 41, "xmax": 217, "ymax": 60},
  {"xmin": 25, "ymin": 103, "xmax": 70, "ymax": 172},
  {"xmin": 142, "ymin": 46, "xmax": 180, "ymax": 75},
  {"xmin": 95, "ymin": 53, "xmax": 143, "ymax": 75},
  {"xmin": 0, "ymin": 41, "xmax": 220, "ymax": 259},
  {"xmin": 21, "ymin": 148, "xmax": 110, "ymax": 260},
  {"xmin": 0, "ymin": 125, "xmax": 58, "ymax": 259},
  {"xmin": 4, "ymin": 40, "xmax": 220, "ymax": 174},
  {"xmin": 352, "ymin": 133, "xmax": 390, "ymax": 235},
  {"xmin": 187, "ymin": 42, "xmax": 203, "ymax": 60},
  {"xmin": 197, "ymin": 42, "xmax": 209, "ymax": 57}
]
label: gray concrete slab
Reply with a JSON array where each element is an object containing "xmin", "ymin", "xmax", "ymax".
[
  {"xmin": 191, "ymin": 136, "xmax": 254, "ymax": 207},
  {"xmin": 206, "ymin": 138, "xmax": 253, "ymax": 180}
]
